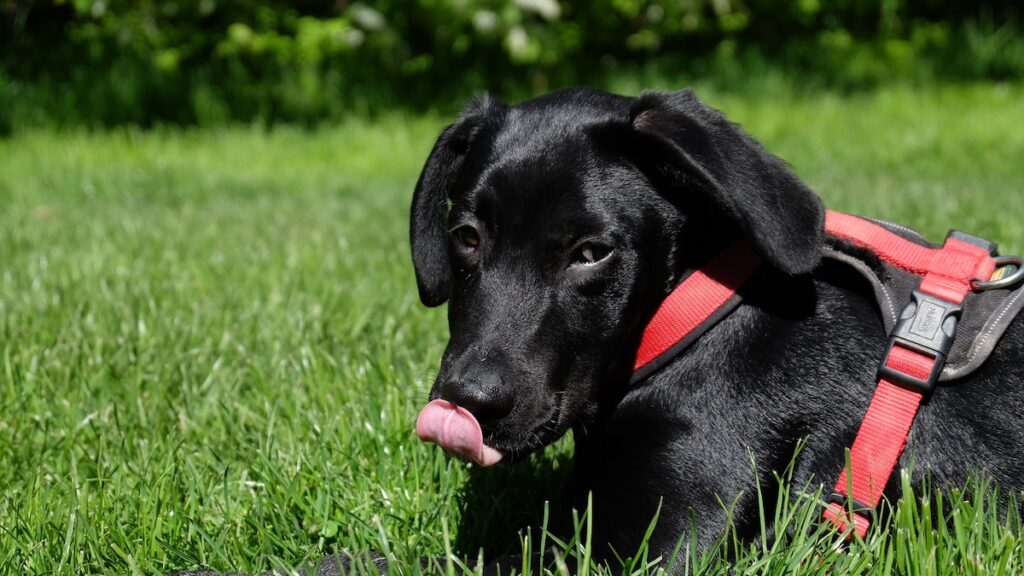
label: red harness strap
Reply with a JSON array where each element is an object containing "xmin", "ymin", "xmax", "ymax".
[
  {"xmin": 825, "ymin": 211, "xmax": 996, "ymax": 304},
  {"xmin": 633, "ymin": 240, "xmax": 761, "ymax": 379},
  {"xmin": 631, "ymin": 210, "xmax": 998, "ymax": 540},
  {"xmin": 821, "ymin": 210, "xmax": 997, "ymax": 538}
]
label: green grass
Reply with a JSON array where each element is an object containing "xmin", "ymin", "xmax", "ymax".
[{"xmin": 1, "ymin": 83, "xmax": 1024, "ymax": 575}]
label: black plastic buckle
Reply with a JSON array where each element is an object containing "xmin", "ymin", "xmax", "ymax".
[
  {"xmin": 877, "ymin": 290, "xmax": 961, "ymax": 394},
  {"xmin": 826, "ymin": 492, "xmax": 873, "ymax": 517}
]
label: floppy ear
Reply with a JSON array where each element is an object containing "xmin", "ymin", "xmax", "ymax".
[
  {"xmin": 628, "ymin": 89, "xmax": 824, "ymax": 275},
  {"xmin": 410, "ymin": 95, "xmax": 506, "ymax": 306}
]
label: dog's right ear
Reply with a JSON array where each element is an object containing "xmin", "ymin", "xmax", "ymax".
[
  {"xmin": 410, "ymin": 95, "xmax": 506, "ymax": 307},
  {"xmin": 624, "ymin": 89, "xmax": 824, "ymax": 275}
]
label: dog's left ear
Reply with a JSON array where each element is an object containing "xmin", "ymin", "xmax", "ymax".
[{"xmin": 628, "ymin": 89, "xmax": 824, "ymax": 275}]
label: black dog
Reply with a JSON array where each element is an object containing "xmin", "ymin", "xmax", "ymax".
[
  {"xmin": 176, "ymin": 87, "xmax": 1024, "ymax": 574},
  {"xmin": 409, "ymin": 87, "xmax": 1024, "ymax": 562}
]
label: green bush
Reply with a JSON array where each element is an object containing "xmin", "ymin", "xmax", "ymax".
[{"xmin": 1, "ymin": 0, "xmax": 1022, "ymax": 127}]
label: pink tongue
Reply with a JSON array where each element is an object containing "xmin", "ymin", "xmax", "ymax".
[{"xmin": 416, "ymin": 399, "xmax": 503, "ymax": 466}]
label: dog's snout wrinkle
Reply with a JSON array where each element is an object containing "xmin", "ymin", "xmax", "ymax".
[{"xmin": 440, "ymin": 371, "xmax": 514, "ymax": 427}]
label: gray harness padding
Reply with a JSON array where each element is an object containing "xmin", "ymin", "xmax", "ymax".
[{"xmin": 822, "ymin": 218, "xmax": 1024, "ymax": 382}]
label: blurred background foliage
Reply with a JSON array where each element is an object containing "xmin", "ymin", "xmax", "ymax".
[{"xmin": 1, "ymin": 0, "xmax": 1022, "ymax": 130}]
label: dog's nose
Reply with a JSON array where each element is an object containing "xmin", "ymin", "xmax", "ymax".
[{"xmin": 440, "ymin": 372, "xmax": 513, "ymax": 426}]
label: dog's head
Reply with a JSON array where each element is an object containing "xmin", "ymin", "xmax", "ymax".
[{"xmin": 411, "ymin": 88, "xmax": 823, "ymax": 465}]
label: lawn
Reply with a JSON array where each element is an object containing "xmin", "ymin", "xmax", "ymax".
[{"xmin": 1, "ymin": 83, "xmax": 1023, "ymax": 575}]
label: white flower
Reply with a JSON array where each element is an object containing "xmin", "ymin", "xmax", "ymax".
[
  {"xmin": 473, "ymin": 10, "xmax": 499, "ymax": 33},
  {"xmin": 515, "ymin": 0, "xmax": 561, "ymax": 21},
  {"xmin": 351, "ymin": 5, "xmax": 385, "ymax": 31},
  {"xmin": 506, "ymin": 26, "xmax": 529, "ymax": 56},
  {"xmin": 343, "ymin": 28, "xmax": 365, "ymax": 48}
]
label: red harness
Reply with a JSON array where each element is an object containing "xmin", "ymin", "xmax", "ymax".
[{"xmin": 632, "ymin": 209, "xmax": 1004, "ymax": 539}]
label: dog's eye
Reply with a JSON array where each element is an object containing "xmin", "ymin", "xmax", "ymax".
[
  {"xmin": 452, "ymin": 225, "xmax": 480, "ymax": 249},
  {"xmin": 570, "ymin": 242, "xmax": 612, "ymax": 267}
]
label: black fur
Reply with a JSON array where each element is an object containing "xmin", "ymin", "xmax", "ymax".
[
  {"xmin": 409, "ymin": 86, "xmax": 1024, "ymax": 560},
  {"xmin": 174, "ymin": 87, "xmax": 1024, "ymax": 574}
]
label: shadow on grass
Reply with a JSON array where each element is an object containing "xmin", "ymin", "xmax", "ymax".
[{"xmin": 454, "ymin": 450, "xmax": 577, "ymax": 559}]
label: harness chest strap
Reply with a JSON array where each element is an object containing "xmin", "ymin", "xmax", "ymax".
[
  {"xmin": 631, "ymin": 209, "xmax": 1001, "ymax": 539},
  {"xmin": 821, "ymin": 211, "xmax": 996, "ymax": 538}
]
